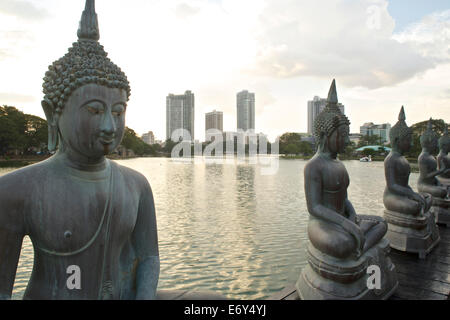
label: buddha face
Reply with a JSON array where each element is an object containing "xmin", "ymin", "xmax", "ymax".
[
  {"xmin": 327, "ymin": 124, "xmax": 350, "ymax": 155},
  {"xmin": 396, "ymin": 133, "xmax": 413, "ymax": 154},
  {"xmin": 57, "ymin": 83, "xmax": 127, "ymax": 159}
]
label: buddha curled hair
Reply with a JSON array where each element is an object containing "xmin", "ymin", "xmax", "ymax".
[
  {"xmin": 389, "ymin": 106, "xmax": 412, "ymax": 143},
  {"xmin": 420, "ymin": 118, "xmax": 439, "ymax": 148},
  {"xmin": 42, "ymin": 0, "xmax": 130, "ymax": 113},
  {"xmin": 313, "ymin": 79, "xmax": 350, "ymax": 141}
]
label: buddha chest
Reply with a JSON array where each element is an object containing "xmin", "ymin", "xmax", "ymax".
[{"xmin": 25, "ymin": 167, "xmax": 139, "ymax": 256}]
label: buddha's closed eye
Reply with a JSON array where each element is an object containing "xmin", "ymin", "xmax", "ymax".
[{"xmin": 86, "ymin": 102, "xmax": 105, "ymax": 115}]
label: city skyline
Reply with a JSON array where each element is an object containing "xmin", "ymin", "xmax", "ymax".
[{"xmin": 1, "ymin": 0, "xmax": 450, "ymax": 142}]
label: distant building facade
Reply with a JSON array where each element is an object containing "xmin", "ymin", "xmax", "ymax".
[
  {"xmin": 307, "ymin": 96, "xmax": 345, "ymax": 135},
  {"xmin": 141, "ymin": 131, "xmax": 155, "ymax": 145},
  {"xmin": 360, "ymin": 122, "xmax": 391, "ymax": 143},
  {"xmin": 205, "ymin": 110, "xmax": 223, "ymax": 142},
  {"xmin": 166, "ymin": 90, "xmax": 195, "ymax": 141},
  {"xmin": 237, "ymin": 90, "xmax": 255, "ymax": 133}
]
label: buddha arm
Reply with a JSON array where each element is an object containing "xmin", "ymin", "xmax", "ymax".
[
  {"xmin": 0, "ymin": 180, "xmax": 25, "ymax": 300},
  {"xmin": 344, "ymin": 198, "xmax": 357, "ymax": 223},
  {"xmin": 304, "ymin": 164, "xmax": 364, "ymax": 254},
  {"xmin": 385, "ymin": 160, "xmax": 418, "ymax": 198},
  {"xmin": 131, "ymin": 178, "xmax": 160, "ymax": 300}
]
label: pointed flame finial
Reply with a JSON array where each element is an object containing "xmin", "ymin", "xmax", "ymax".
[
  {"xmin": 327, "ymin": 79, "xmax": 338, "ymax": 104},
  {"xmin": 398, "ymin": 106, "xmax": 406, "ymax": 121},
  {"xmin": 77, "ymin": 0, "xmax": 100, "ymax": 41},
  {"xmin": 427, "ymin": 118, "xmax": 433, "ymax": 131}
]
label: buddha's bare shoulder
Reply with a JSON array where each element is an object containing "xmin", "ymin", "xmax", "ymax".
[
  {"xmin": 305, "ymin": 154, "xmax": 331, "ymax": 173},
  {"xmin": 0, "ymin": 158, "xmax": 54, "ymax": 194},
  {"xmin": 112, "ymin": 161, "xmax": 153, "ymax": 193}
]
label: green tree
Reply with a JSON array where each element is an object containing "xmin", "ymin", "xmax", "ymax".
[
  {"xmin": 121, "ymin": 127, "xmax": 156, "ymax": 156},
  {"xmin": 407, "ymin": 119, "xmax": 447, "ymax": 158}
]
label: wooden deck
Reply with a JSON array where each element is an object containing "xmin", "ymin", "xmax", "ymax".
[{"xmin": 270, "ymin": 225, "xmax": 450, "ymax": 300}]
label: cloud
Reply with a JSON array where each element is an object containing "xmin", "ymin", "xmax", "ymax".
[
  {"xmin": 174, "ymin": 3, "xmax": 201, "ymax": 19},
  {"xmin": 248, "ymin": 0, "xmax": 434, "ymax": 89},
  {"xmin": 0, "ymin": 0, "xmax": 49, "ymax": 21},
  {"xmin": 0, "ymin": 92, "xmax": 37, "ymax": 104},
  {"xmin": 0, "ymin": 30, "xmax": 35, "ymax": 61},
  {"xmin": 393, "ymin": 10, "xmax": 450, "ymax": 63}
]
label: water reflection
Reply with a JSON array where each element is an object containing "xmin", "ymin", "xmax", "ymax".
[{"xmin": 2, "ymin": 159, "xmax": 420, "ymax": 300}]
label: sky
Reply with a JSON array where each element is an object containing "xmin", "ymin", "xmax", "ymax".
[{"xmin": 0, "ymin": 0, "xmax": 449, "ymax": 142}]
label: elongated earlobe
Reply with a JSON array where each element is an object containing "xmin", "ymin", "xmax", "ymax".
[{"xmin": 41, "ymin": 99, "xmax": 59, "ymax": 152}]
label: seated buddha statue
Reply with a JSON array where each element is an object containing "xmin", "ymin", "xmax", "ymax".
[
  {"xmin": 437, "ymin": 126, "xmax": 450, "ymax": 188},
  {"xmin": 0, "ymin": 0, "xmax": 160, "ymax": 300},
  {"xmin": 418, "ymin": 120, "xmax": 450, "ymax": 227},
  {"xmin": 418, "ymin": 119, "xmax": 449, "ymax": 198},
  {"xmin": 296, "ymin": 80, "xmax": 398, "ymax": 300},
  {"xmin": 383, "ymin": 109, "xmax": 440, "ymax": 258}
]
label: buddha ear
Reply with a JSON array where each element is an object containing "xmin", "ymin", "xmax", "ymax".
[
  {"xmin": 42, "ymin": 98, "xmax": 56, "ymax": 125},
  {"xmin": 41, "ymin": 98, "xmax": 59, "ymax": 152}
]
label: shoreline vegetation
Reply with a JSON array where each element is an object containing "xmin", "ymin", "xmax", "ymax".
[
  {"xmin": 1, "ymin": 154, "xmax": 420, "ymax": 172},
  {"xmin": 1, "ymin": 105, "xmax": 445, "ymax": 171}
]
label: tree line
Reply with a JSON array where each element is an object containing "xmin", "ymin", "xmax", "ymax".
[{"xmin": 0, "ymin": 105, "xmax": 158, "ymax": 157}]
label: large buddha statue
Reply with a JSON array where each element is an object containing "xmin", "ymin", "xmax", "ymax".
[
  {"xmin": 0, "ymin": 0, "xmax": 160, "ymax": 299},
  {"xmin": 418, "ymin": 120, "xmax": 450, "ymax": 227},
  {"xmin": 383, "ymin": 109, "xmax": 440, "ymax": 258},
  {"xmin": 437, "ymin": 126, "xmax": 450, "ymax": 187},
  {"xmin": 296, "ymin": 80, "xmax": 398, "ymax": 300}
]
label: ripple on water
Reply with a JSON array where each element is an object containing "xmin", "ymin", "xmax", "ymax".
[{"xmin": 6, "ymin": 158, "xmax": 414, "ymax": 300}]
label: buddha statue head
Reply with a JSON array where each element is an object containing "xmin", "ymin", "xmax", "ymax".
[
  {"xmin": 438, "ymin": 126, "xmax": 450, "ymax": 154},
  {"xmin": 389, "ymin": 106, "xmax": 413, "ymax": 154},
  {"xmin": 420, "ymin": 118, "xmax": 439, "ymax": 154},
  {"xmin": 314, "ymin": 79, "xmax": 351, "ymax": 155},
  {"xmin": 41, "ymin": 0, "xmax": 131, "ymax": 159}
]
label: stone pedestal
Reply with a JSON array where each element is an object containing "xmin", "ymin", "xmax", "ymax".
[
  {"xmin": 431, "ymin": 197, "xmax": 450, "ymax": 227},
  {"xmin": 296, "ymin": 238, "xmax": 398, "ymax": 300},
  {"xmin": 384, "ymin": 209, "xmax": 440, "ymax": 259}
]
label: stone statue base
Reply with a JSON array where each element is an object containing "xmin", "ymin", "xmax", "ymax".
[
  {"xmin": 296, "ymin": 238, "xmax": 398, "ymax": 300},
  {"xmin": 431, "ymin": 198, "xmax": 450, "ymax": 227},
  {"xmin": 384, "ymin": 209, "xmax": 440, "ymax": 259}
]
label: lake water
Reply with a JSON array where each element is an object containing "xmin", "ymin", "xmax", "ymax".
[{"xmin": 0, "ymin": 157, "xmax": 419, "ymax": 300}]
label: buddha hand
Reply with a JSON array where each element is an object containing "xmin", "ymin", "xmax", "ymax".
[
  {"xmin": 342, "ymin": 218, "xmax": 365, "ymax": 258},
  {"xmin": 409, "ymin": 193, "xmax": 426, "ymax": 210}
]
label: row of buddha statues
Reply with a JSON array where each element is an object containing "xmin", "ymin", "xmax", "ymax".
[
  {"xmin": 0, "ymin": 0, "xmax": 448, "ymax": 300},
  {"xmin": 296, "ymin": 81, "xmax": 449, "ymax": 300}
]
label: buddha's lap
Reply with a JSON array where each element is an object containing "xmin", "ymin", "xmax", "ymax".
[
  {"xmin": 419, "ymin": 183, "xmax": 447, "ymax": 199},
  {"xmin": 383, "ymin": 192, "xmax": 421, "ymax": 215},
  {"xmin": 308, "ymin": 219, "xmax": 357, "ymax": 259}
]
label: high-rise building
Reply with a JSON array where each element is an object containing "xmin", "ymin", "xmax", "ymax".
[
  {"xmin": 237, "ymin": 90, "xmax": 255, "ymax": 133},
  {"xmin": 166, "ymin": 90, "xmax": 195, "ymax": 141},
  {"xmin": 205, "ymin": 110, "xmax": 223, "ymax": 142},
  {"xmin": 307, "ymin": 96, "xmax": 345, "ymax": 135},
  {"xmin": 141, "ymin": 131, "xmax": 155, "ymax": 145},
  {"xmin": 360, "ymin": 122, "xmax": 391, "ymax": 143}
]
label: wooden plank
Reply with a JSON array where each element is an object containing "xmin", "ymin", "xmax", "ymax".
[
  {"xmin": 395, "ymin": 272, "xmax": 450, "ymax": 296},
  {"xmin": 393, "ymin": 284, "xmax": 448, "ymax": 300}
]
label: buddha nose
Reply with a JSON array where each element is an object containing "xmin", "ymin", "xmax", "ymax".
[{"xmin": 100, "ymin": 110, "xmax": 116, "ymax": 137}]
